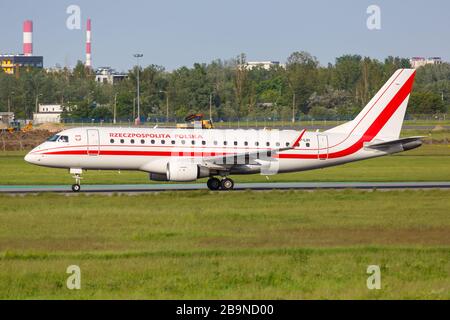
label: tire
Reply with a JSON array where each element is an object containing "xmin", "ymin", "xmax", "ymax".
[
  {"xmin": 220, "ymin": 178, "xmax": 234, "ymax": 190},
  {"xmin": 72, "ymin": 184, "xmax": 81, "ymax": 192},
  {"xmin": 207, "ymin": 177, "xmax": 221, "ymax": 190}
]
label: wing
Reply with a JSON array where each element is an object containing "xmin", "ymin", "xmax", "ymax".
[{"xmin": 201, "ymin": 129, "xmax": 306, "ymax": 169}]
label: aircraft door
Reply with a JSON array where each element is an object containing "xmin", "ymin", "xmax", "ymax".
[
  {"xmin": 87, "ymin": 129, "xmax": 100, "ymax": 156},
  {"xmin": 317, "ymin": 134, "xmax": 328, "ymax": 160}
]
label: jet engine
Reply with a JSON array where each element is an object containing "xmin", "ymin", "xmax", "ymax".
[{"xmin": 165, "ymin": 160, "xmax": 209, "ymax": 182}]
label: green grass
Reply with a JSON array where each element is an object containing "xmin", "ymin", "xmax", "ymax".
[
  {"xmin": 1, "ymin": 144, "xmax": 449, "ymax": 185},
  {"xmin": 401, "ymin": 128, "xmax": 450, "ymax": 141},
  {"xmin": 0, "ymin": 190, "xmax": 449, "ymax": 299}
]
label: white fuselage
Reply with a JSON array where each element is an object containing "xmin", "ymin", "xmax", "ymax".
[{"xmin": 25, "ymin": 126, "xmax": 387, "ymax": 177}]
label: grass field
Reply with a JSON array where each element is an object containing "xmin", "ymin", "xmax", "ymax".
[
  {"xmin": 1, "ymin": 144, "xmax": 449, "ymax": 185},
  {"xmin": 0, "ymin": 190, "xmax": 449, "ymax": 299}
]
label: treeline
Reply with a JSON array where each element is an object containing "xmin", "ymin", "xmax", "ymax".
[{"xmin": 0, "ymin": 52, "xmax": 449, "ymax": 121}]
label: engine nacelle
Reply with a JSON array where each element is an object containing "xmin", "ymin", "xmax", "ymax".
[
  {"xmin": 149, "ymin": 173, "xmax": 168, "ymax": 181},
  {"xmin": 166, "ymin": 161, "xmax": 206, "ymax": 182}
]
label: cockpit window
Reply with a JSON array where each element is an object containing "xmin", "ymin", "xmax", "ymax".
[
  {"xmin": 58, "ymin": 136, "xmax": 69, "ymax": 143},
  {"xmin": 47, "ymin": 135, "xmax": 60, "ymax": 142},
  {"xmin": 46, "ymin": 135, "xmax": 69, "ymax": 142}
]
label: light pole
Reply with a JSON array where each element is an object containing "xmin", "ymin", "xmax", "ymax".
[
  {"xmin": 159, "ymin": 90, "xmax": 169, "ymax": 123},
  {"xmin": 35, "ymin": 93, "xmax": 43, "ymax": 114},
  {"xmin": 133, "ymin": 53, "xmax": 143, "ymax": 123},
  {"xmin": 209, "ymin": 93, "xmax": 213, "ymax": 121},
  {"xmin": 292, "ymin": 93, "xmax": 296, "ymax": 123},
  {"xmin": 8, "ymin": 91, "xmax": 15, "ymax": 113},
  {"xmin": 113, "ymin": 92, "xmax": 118, "ymax": 124}
]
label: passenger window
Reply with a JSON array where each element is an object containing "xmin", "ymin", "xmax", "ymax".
[
  {"xmin": 161, "ymin": 140, "xmax": 165, "ymax": 144},
  {"xmin": 130, "ymin": 139, "xmax": 135, "ymax": 144},
  {"xmin": 266, "ymin": 142, "xmax": 270, "ymax": 147},
  {"xmin": 286, "ymin": 142, "xmax": 290, "ymax": 147},
  {"xmin": 276, "ymin": 142, "xmax": 280, "ymax": 147},
  {"xmin": 181, "ymin": 140, "xmax": 186, "ymax": 145},
  {"xmin": 120, "ymin": 139, "xmax": 124, "ymax": 144},
  {"xmin": 244, "ymin": 141, "xmax": 248, "ymax": 146},
  {"xmin": 306, "ymin": 142, "xmax": 310, "ymax": 147},
  {"xmin": 191, "ymin": 140, "xmax": 195, "ymax": 145},
  {"xmin": 224, "ymin": 141, "xmax": 227, "ymax": 146},
  {"xmin": 110, "ymin": 139, "xmax": 114, "ymax": 143},
  {"xmin": 171, "ymin": 140, "xmax": 175, "ymax": 145},
  {"xmin": 151, "ymin": 139, "xmax": 155, "ymax": 144},
  {"xmin": 234, "ymin": 141, "xmax": 238, "ymax": 146},
  {"xmin": 255, "ymin": 142, "xmax": 259, "ymax": 146},
  {"xmin": 141, "ymin": 139, "xmax": 145, "ymax": 144},
  {"xmin": 213, "ymin": 141, "xmax": 218, "ymax": 145},
  {"xmin": 202, "ymin": 141, "xmax": 206, "ymax": 145}
]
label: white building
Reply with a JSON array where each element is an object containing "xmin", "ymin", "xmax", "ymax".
[
  {"xmin": 245, "ymin": 61, "xmax": 282, "ymax": 70},
  {"xmin": 0, "ymin": 112, "xmax": 14, "ymax": 125},
  {"xmin": 95, "ymin": 67, "xmax": 127, "ymax": 85},
  {"xmin": 410, "ymin": 57, "xmax": 443, "ymax": 69},
  {"xmin": 33, "ymin": 104, "xmax": 63, "ymax": 124}
]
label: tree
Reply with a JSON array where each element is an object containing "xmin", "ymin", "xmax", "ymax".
[
  {"xmin": 409, "ymin": 91, "xmax": 446, "ymax": 114},
  {"xmin": 285, "ymin": 51, "xmax": 319, "ymax": 114},
  {"xmin": 234, "ymin": 53, "xmax": 248, "ymax": 119}
]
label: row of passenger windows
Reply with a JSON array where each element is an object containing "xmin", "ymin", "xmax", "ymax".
[{"xmin": 109, "ymin": 138, "xmax": 299, "ymax": 147}]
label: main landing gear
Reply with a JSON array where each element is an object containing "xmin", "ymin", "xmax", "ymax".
[
  {"xmin": 207, "ymin": 177, "xmax": 234, "ymax": 191},
  {"xmin": 70, "ymin": 168, "xmax": 83, "ymax": 192}
]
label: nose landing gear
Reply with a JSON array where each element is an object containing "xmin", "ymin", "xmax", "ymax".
[
  {"xmin": 70, "ymin": 168, "xmax": 83, "ymax": 192},
  {"xmin": 206, "ymin": 177, "xmax": 234, "ymax": 191},
  {"xmin": 72, "ymin": 183, "xmax": 81, "ymax": 192}
]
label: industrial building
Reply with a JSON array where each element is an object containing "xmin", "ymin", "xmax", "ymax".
[
  {"xmin": 0, "ymin": 20, "xmax": 43, "ymax": 74},
  {"xmin": 0, "ymin": 112, "xmax": 15, "ymax": 125},
  {"xmin": 245, "ymin": 61, "xmax": 282, "ymax": 70},
  {"xmin": 410, "ymin": 57, "xmax": 443, "ymax": 69},
  {"xmin": 0, "ymin": 54, "xmax": 43, "ymax": 74},
  {"xmin": 33, "ymin": 104, "xmax": 63, "ymax": 124},
  {"xmin": 95, "ymin": 67, "xmax": 127, "ymax": 84}
]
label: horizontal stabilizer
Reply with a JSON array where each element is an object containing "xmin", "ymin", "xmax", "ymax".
[{"xmin": 365, "ymin": 136, "xmax": 424, "ymax": 152}]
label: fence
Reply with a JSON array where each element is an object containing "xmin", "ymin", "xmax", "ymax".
[{"xmin": 58, "ymin": 113, "xmax": 449, "ymax": 128}]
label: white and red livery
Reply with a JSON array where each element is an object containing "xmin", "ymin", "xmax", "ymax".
[{"xmin": 25, "ymin": 69, "xmax": 423, "ymax": 191}]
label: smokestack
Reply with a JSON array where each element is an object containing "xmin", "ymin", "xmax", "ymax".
[
  {"xmin": 86, "ymin": 18, "xmax": 92, "ymax": 68},
  {"xmin": 23, "ymin": 20, "xmax": 33, "ymax": 56}
]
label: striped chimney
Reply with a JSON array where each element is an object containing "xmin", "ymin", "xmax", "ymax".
[
  {"xmin": 86, "ymin": 18, "xmax": 92, "ymax": 67},
  {"xmin": 23, "ymin": 20, "xmax": 33, "ymax": 56}
]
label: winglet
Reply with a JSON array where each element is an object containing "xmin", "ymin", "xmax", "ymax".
[{"xmin": 292, "ymin": 129, "xmax": 306, "ymax": 148}]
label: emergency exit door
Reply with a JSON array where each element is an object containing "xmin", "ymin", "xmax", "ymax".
[
  {"xmin": 87, "ymin": 129, "xmax": 100, "ymax": 156},
  {"xmin": 317, "ymin": 134, "xmax": 328, "ymax": 160}
]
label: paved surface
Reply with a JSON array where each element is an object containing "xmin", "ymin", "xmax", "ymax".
[{"xmin": 1, "ymin": 182, "xmax": 450, "ymax": 194}]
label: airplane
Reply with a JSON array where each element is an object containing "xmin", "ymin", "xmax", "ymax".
[{"xmin": 25, "ymin": 69, "xmax": 423, "ymax": 192}]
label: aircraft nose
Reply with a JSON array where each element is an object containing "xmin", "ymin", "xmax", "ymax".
[{"xmin": 24, "ymin": 152, "xmax": 40, "ymax": 164}]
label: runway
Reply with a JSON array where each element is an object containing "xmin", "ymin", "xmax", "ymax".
[{"xmin": 1, "ymin": 181, "xmax": 450, "ymax": 194}]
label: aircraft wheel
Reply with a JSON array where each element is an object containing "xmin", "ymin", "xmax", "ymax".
[
  {"xmin": 220, "ymin": 178, "xmax": 234, "ymax": 191},
  {"xmin": 72, "ymin": 184, "xmax": 81, "ymax": 192},
  {"xmin": 207, "ymin": 177, "xmax": 221, "ymax": 190}
]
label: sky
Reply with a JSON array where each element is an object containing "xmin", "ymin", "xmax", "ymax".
[{"xmin": 1, "ymin": 0, "xmax": 449, "ymax": 71}]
